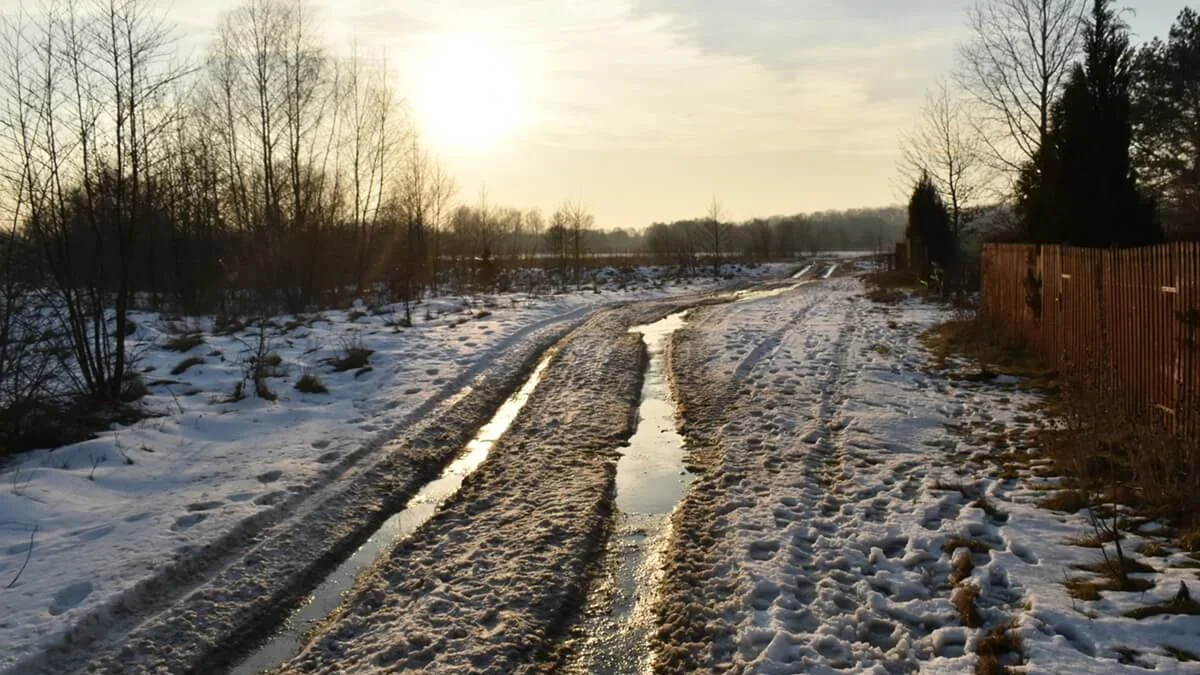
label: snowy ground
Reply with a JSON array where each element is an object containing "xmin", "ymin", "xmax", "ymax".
[
  {"xmin": 655, "ymin": 275, "xmax": 1200, "ymax": 673},
  {"xmin": 9, "ymin": 261, "xmax": 1198, "ymax": 674},
  {"xmin": 0, "ymin": 264, "xmax": 786, "ymax": 674}
]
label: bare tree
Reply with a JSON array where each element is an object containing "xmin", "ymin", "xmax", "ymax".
[
  {"xmin": 957, "ymin": 0, "xmax": 1086, "ymax": 175},
  {"xmin": 699, "ymin": 198, "xmax": 730, "ymax": 277},
  {"xmin": 425, "ymin": 159, "xmax": 455, "ymax": 296},
  {"xmin": 900, "ymin": 80, "xmax": 995, "ymax": 239}
]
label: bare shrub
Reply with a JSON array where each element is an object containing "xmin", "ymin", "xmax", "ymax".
[{"xmin": 330, "ymin": 333, "xmax": 373, "ymax": 373}]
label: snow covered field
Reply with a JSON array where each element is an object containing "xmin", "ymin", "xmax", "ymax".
[
  {"xmin": 0, "ymin": 264, "xmax": 785, "ymax": 674},
  {"xmin": 656, "ymin": 275, "xmax": 1200, "ymax": 673}
]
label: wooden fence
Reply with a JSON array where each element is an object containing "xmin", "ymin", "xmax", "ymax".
[{"xmin": 980, "ymin": 243, "xmax": 1200, "ymax": 440}]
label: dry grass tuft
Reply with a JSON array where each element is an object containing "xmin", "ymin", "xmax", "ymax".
[
  {"xmin": 1136, "ymin": 541, "xmax": 1167, "ymax": 557},
  {"xmin": 1065, "ymin": 531, "xmax": 1123, "ymax": 548},
  {"xmin": 975, "ymin": 623, "xmax": 1022, "ymax": 675},
  {"xmin": 295, "ymin": 373, "xmax": 328, "ymax": 394},
  {"xmin": 950, "ymin": 550, "xmax": 975, "ymax": 585},
  {"xmin": 1065, "ymin": 579, "xmax": 1104, "ymax": 601},
  {"xmin": 1039, "ymin": 490, "xmax": 1089, "ymax": 514},
  {"xmin": 952, "ymin": 584, "xmax": 983, "ymax": 628},
  {"xmin": 1180, "ymin": 529, "xmax": 1200, "ymax": 553}
]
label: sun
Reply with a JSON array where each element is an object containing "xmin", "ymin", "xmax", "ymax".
[{"xmin": 410, "ymin": 32, "xmax": 530, "ymax": 153}]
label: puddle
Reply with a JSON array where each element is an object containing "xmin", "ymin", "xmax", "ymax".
[
  {"xmin": 563, "ymin": 311, "xmax": 692, "ymax": 675},
  {"xmin": 722, "ymin": 280, "xmax": 812, "ymax": 303},
  {"xmin": 229, "ymin": 352, "xmax": 556, "ymax": 675}
]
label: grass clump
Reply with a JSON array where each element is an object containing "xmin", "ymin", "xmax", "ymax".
[
  {"xmin": 1065, "ymin": 531, "xmax": 1123, "ymax": 548},
  {"xmin": 1136, "ymin": 541, "xmax": 1167, "ymax": 557},
  {"xmin": 1180, "ymin": 528, "xmax": 1200, "ymax": 553},
  {"xmin": 1039, "ymin": 489, "xmax": 1089, "ymax": 514},
  {"xmin": 171, "ymin": 357, "xmax": 205, "ymax": 376},
  {"xmin": 950, "ymin": 549, "xmax": 975, "ymax": 585},
  {"xmin": 165, "ymin": 334, "xmax": 205, "ymax": 352},
  {"xmin": 295, "ymin": 372, "xmax": 328, "ymax": 394},
  {"xmin": 951, "ymin": 584, "xmax": 983, "ymax": 628},
  {"xmin": 330, "ymin": 334, "xmax": 373, "ymax": 373},
  {"xmin": 1065, "ymin": 579, "xmax": 1104, "ymax": 601},
  {"xmin": 975, "ymin": 623, "xmax": 1022, "ymax": 675}
]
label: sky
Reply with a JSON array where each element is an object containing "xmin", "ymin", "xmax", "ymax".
[{"xmin": 5, "ymin": 0, "xmax": 1185, "ymax": 228}]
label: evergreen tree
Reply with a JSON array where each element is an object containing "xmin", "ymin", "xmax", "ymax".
[
  {"xmin": 907, "ymin": 171, "xmax": 955, "ymax": 268},
  {"xmin": 1133, "ymin": 8, "xmax": 1200, "ymax": 237},
  {"xmin": 1022, "ymin": 0, "xmax": 1160, "ymax": 247}
]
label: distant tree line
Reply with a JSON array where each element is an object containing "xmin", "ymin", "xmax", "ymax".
[
  {"xmin": 901, "ymin": 0, "xmax": 1200, "ymax": 278},
  {"xmin": 0, "ymin": 0, "xmax": 906, "ymax": 449}
]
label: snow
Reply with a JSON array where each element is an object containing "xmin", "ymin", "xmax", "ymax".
[
  {"xmin": 0, "ymin": 264, "xmax": 788, "ymax": 674},
  {"xmin": 9, "ymin": 260, "xmax": 1196, "ymax": 674},
  {"xmin": 655, "ymin": 274, "xmax": 1200, "ymax": 673}
]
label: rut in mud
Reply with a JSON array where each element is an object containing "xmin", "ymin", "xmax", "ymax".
[{"xmin": 561, "ymin": 311, "xmax": 692, "ymax": 675}]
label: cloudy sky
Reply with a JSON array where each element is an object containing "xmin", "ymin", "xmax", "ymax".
[{"xmin": 14, "ymin": 0, "xmax": 1185, "ymax": 228}]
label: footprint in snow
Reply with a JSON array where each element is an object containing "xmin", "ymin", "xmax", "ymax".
[
  {"xmin": 253, "ymin": 491, "xmax": 286, "ymax": 506},
  {"xmin": 72, "ymin": 524, "xmax": 114, "ymax": 541},
  {"xmin": 749, "ymin": 540, "xmax": 781, "ymax": 561},
  {"xmin": 49, "ymin": 581, "xmax": 93, "ymax": 615},
  {"xmin": 311, "ymin": 439, "xmax": 331, "ymax": 449},
  {"xmin": 256, "ymin": 470, "xmax": 283, "ymax": 483},
  {"xmin": 316, "ymin": 451, "xmax": 340, "ymax": 464},
  {"xmin": 1010, "ymin": 542, "xmax": 1039, "ymax": 565},
  {"xmin": 171, "ymin": 513, "xmax": 207, "ymax": 531},
  {"xmin": 186, "ymin": 500, "xmax": 224, "ymax": 512}
]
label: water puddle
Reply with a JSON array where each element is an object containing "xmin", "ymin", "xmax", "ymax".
[
  {"xmin": 563, "ymin": 311, "xmax": 692, "ymax": 675},
  {"xmin": 229, "ymin": 351, "xmax": 557, "ymax": 675}
]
